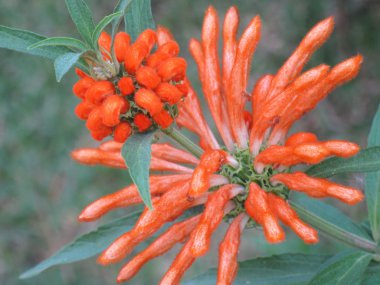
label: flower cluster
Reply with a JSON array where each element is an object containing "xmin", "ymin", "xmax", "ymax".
[
  {"xmin": 73, "ymin": 27, "xmax": 188, "ymax": 142},
  {"xmin": 72, "ymin": 6, "xmax": 364, "ymax": 285}
]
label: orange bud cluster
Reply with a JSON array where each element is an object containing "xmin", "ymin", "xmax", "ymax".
[{"xmin": 72, "ymin": 28, "xmax": 189, "ymax": 143}]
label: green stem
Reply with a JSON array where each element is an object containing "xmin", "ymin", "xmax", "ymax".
[
  {"xmin": 291, "ymin": 201, "xmax": 380, "ymax": 259},
  {"xmin": 161, "ymin": 127, "xmax": 203, "ymax": 158}
]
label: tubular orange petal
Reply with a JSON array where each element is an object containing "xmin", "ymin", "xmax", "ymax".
[
  {"xmin": 268, "ymin": 193, "xmax": 319, "ymax": 244},
  {"xmin": 117, "ymin": 215, "xmax": 200, "ymax": 283},
  {"xmin": 217, "ymin": 214, "xmax": 248, "ymax": 285},
  {"xmin": 245, "ymin": 183, "xmax": 285, "ymax": 243}
]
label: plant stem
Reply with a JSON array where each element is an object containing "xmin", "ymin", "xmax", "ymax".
[
  {"xmin": 291, "ymin": 201, "xmax": 380, "ymax": 259},
  {"xmin": 161, "ymin": 127, "xmax": 203, "ymax": 158}
]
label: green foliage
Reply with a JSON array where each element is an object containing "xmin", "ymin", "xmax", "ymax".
[
  {"xmin": 112, "ymin": 0, "xmax": 133, "ymax": 38},
  {"xmin": 65, "ymin": 0, "xmax": 95, "ymax": 46},
  {"xmin": 308, "ymin": 251, "xmax": 372, "ymax": 285},
  {"xmin": 366, "ymin": 104, "xmax": 380, "ymax": 243},
  {"xmin": 20, "ymin": 211, "xmax": 142, "ymax": 279},
  {"xmin": 91, "ymin": 11, "xmax": 123, "ymax": 48},
  {"xmin": 28, "ymin": 37, "xmax": 87, "ymax": 51},
  {"xmin": 185, "ymin": 253, "xmax": 331, "ymax": 284},
  {"xmin": 0, "ymin": 26, "xmax": 71, "ymax": 59},
  {"xmin": 122, "ymin": 132, "xmax": 156, "ymax": 209},
  {"xmin": 306, "ymin": 147, "xmax": 380, "ymax": 178},
  {"xmin": 54, "ymin": 52, "xmax": 83, "ymax": 82},
  {"xmin": 186, "ymin": 252, "xmax": 380, "ymax": 284},
  {"xmin": 124, "ymin": 0, "xmax": 155, "ymax": 41}
]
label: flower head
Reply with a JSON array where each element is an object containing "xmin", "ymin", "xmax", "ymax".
[
  {"xmin": 72, "ymin": 6, "xmax": 364, "ymax": 285},
  {"xmin": 73, "ymin": 27, "xmax": 188, "ymax": 143}
]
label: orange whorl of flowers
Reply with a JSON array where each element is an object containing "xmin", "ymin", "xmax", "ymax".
[{"xmin": 72, "ymin": 6, "xmax": 365, "ymax": 285}]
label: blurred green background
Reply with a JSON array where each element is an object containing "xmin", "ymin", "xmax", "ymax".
[{"xmin": 1, "ymin": 0, "xmax": 379, "ymax": 284}]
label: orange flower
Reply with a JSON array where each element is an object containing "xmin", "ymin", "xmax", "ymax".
[
  {"xmin": 72, "ymin": 28, "xmax": 188, "ymax": 143},
  {"xmin": 73, "ymin": 6, "xmax": 364, "ymax": 285}
]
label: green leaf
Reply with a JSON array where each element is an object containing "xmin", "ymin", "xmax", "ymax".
[
  {"xmin": 366, "ymin": 104, "xmax": 380, "ymax": 243},
  {"xmin": 290, "ymin": 196, "xmax": 377, "ymax": 253},
  {"xmin": 306, "ymin": 147, "xmax": 380, "ymax": 178},
  {"xmin": 122, "ymin": 132, "xmax": 156, "ymax": 209},
  {"xmin": 65, "ymin": 0, "xmax": 95, "ymax": 45},
  {"xmin": 124, "ymin": 0, "xmax": 155, "ymax": 41},
  {"xmin": 54, "ymin": 52, "xmax": 83, "ymax": 82},
  {"xmin": 0, "ymin": 26, "xmax": 71, "ymax": 60},
  {"xmin": 185, "ymin": 253, "xmax": 331, "ymax": 285},
  {"xmin": 111, "ymin": 0, "xmax": 133, "ymax": 38},
  {"xmin": 308, "ymin": 251, "xmax": 372, "ymax": 285},
  {"xmin": 362, "ymin": 261, "xmax": 380, "ymax": 285},
  {"xmin": 92, "ymin": 11, "xmax": 124, "ymax": 48},
  {"xmin": 19, "ymin": 211, "xmax": 141, "ymax": 279},
  {"xmin": 28, "ymin": 37, "xmax": 87, "ymax": 51}
]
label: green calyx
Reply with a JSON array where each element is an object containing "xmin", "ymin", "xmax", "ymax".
[{"xmin": 220, "ymin": 148, "xmax": 289, "ymax": 223}]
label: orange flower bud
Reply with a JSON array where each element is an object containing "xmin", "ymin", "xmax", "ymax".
[
  {"xmin": 157, "ymin": 40, "xmax": 180, "ymax": 56},
  {"xmin": 118, "ymin": 76, "xmax": 135, "ymax": 96},
  {"xmin": 146, "ymin": 51, "xmax": 172, "ymax": 68},
  {"xmin": 114, "ymin": 122, "xmax": 132, "ymax": 143},
  {"xmin": 135, "ymin": 88, "xmax": 163, "ymax": 115},
  {"xmin": 157, "ymin": 25, "xmax": 174, "ymax": 46},
  {"xmin": 75, "ymin": 68, "xmax": 87, "ymax": 78},
  {"xmin": 98, "ymin": 32, "xmax": 112, "ymax": 60},
  {"xmin": 153, "ymin": 109, "xmax": 173, "ymax": 129},
  {"xmin": 285, "ymin": 132, "xmax": 318, "ymax": 147},
  {"xmin": 136, "ymin": 29, "xmax": 157, "ymax": 51},
  {"xmin": 86, "ymin": 107, "xmax": 105, "ymax": 131},
  {"xmin": 90, "ymin": 128, "xmax": 113, "ymax": 141},
  {"xmin": 114, "ymin": 32, "xmax": 131, "ymax": 62},
  {"xmin": 155, "ymin": 82, "xmax": 183, "ymax": 104},
  {"xmin": 323, "ymin": 140, "xmax": 360, "ymax": 158},
  {"xmin": 124, "ymin": 41, "xmax": 150, "ymax": 74},
  {"xmin": 176, "ymin": 81, "xmax": 189, "ymax": 95},
  {"xmin": 73, "ymin": 77, "xmax": 95, "ymax": 99},
  {"xmin": 85, "ymin": 80, "xmax": 115, "ymax": 105},
  {"xmin": 101, "ymin": 95, "xmax": 129, "ymax": 127},
  {"xmin": 157, "ymin": 57, "xmax": 187, "ymax": 81},
  {"xmin": 136, "ymin": 66, "xmax": 161, "ymax": 89},
  {"xmin": 134, "ymin": 113, "xmax": 152, "ymax": 132},
  {"xmin": 75, "ymin": 100, "xmax": 96, "ymax": 120}
]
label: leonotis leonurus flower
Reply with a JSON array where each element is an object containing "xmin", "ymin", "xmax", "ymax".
[
  {"xmin": 73, "ymin": 27, "xmax": 188, "ymax": 143},
  {"xmin": 72, "ymin": 6, "xmax": 364, "ymax": 285}
]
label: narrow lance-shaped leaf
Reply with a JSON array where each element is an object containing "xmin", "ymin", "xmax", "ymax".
[
  {"xmin": 29, "ymin": 37, "xmax": 88, "ymax": 51},
  {"xmin": 124, "ymin": 0, "xmax": 155, "ymax": 41},
  {"xmin": 308, "ymin": 251, "xmax": 372, "ymax": 285},
  {"xmin": 92, "ymin": 11, "xmax": 124, "ymax": 48},
  {"xmin": 362, "ymin": 261, "xmax": 380, "ymax": 285},
  {"xmin": 54, "ymin": 52, "xmax": 83, "ymax": 82},
  {"xmin": 111, "ymin": 0, "xmax": 133, "ymax": 38},
  {"xmin": 0, "ymin": 26, "xmax": 71, "ymax": 60},
  {"xmin": 366, "ymin": 104, "xmax": 380, "ymax": 243},
  {"xmin": 20, "ymin": 206, "xmax": 203, "ymax": 280},
  {"xmin": 122, "ymin": 132, "xmax": 156, "ymax": 209},
  {"xmin": 184, "ymin": 253, "xmax": 331, "ymax": 285},
  {"xmin": 290, "ymin": 195, "xmax": 377, "ymax": 253},
  {"xmin": 65, "ymin": 0, "xmax": 95, "ymax": 45},
  {"xmin": 306, "ymin": 147, "xmax": 380, "ymax": 178},
  {"xmin": 19, "ymin": 211, "xmax": 142, "ymax": 279}
]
